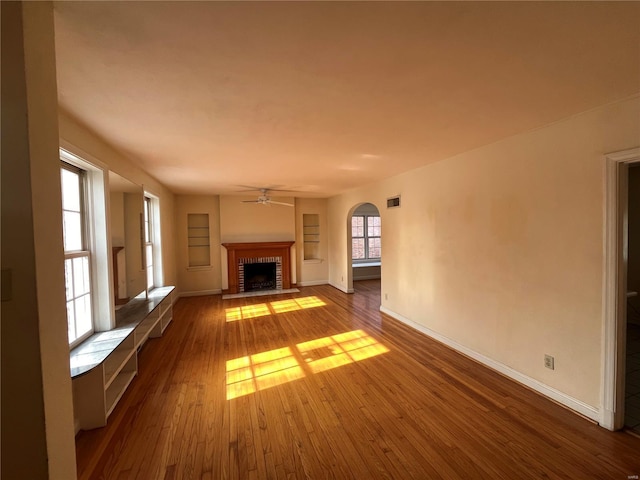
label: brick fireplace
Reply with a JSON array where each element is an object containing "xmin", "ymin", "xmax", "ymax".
[{"xmin": 222, "ymin": 241, "xmax": 295, "ymax": 294}]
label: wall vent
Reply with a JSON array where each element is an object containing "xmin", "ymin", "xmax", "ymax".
[{"xmin": 387, "ymin": 195, "xmax": 401, "ymax": 209}]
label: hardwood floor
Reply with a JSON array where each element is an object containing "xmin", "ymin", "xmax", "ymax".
[{"xmin": 76, "ymin": 280, "xmax": 640, "ymax": 479}]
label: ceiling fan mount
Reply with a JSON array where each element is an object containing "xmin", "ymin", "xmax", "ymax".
[{"xmin": 241, "ymin": 188, "xmax": 294, "ymax": 207}]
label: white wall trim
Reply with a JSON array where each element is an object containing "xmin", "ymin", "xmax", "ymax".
[
  {"xmin": 179, "ymin": 289, "xmax": 221, "ymax": 298},
  {"xmin": 330, "ymin": 282, "xmax": 354, "ymax": 294},
  {"xmin": 601, "ymin": 147, "xmax": 640, "ymax": 430},
  {"xmin": 380, "ymin": 306, "xmax": 600, "ymax": 423},
  {"xmin": 298, "ymin": 280, "xmax": 328, "ymax": 287}
]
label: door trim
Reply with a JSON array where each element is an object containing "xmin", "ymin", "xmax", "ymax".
[{"xmin": 601, "ymin": 147, "xmax": 640, "ymax": 430}]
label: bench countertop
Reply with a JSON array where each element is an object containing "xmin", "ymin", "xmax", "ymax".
[{"xmin": 70, "ymin": 286, "xmax": 175, "ymax": 378}]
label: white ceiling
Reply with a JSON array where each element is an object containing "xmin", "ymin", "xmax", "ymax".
[{"xmin": 53, "ymin": 2, "xmax": 640, "ymax": 197}]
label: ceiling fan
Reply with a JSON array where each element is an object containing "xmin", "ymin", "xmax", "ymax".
[{"xmin": 241, "ymin": 188, "xmax": 294, "ymax": 207}]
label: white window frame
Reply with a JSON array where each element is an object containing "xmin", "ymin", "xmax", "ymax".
[
  {"xmin": 352, "ymin": 214, "xmax": 381, "ymax": 263},
  {"xmin": 61, "ymin": 162, "xmax": 94, "ymax": 348},
  {"xmin": 143, "ymin": 192, "xmax": 163, "ymax": 291},
  {"xmin": 60, "ymin": 147, "xmax": 113, "ymax": 338},
  {"xmin": 144, "ymin": 195, "xmax": 154, "ymax": 290}
]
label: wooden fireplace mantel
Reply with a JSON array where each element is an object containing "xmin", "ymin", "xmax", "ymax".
[{"xmin": 222, "ymin": 241, "xmax": 295, "ymax": 294}]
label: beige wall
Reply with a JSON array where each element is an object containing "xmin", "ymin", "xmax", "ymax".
[
  {"xmin": 110, "ymin": 192, "xmax": 126, "ymax": 246},
  {"xmin": 59, "ymin": 112, "xmax": 177, "ymax": 290},
  {"xmin": 220, "ymin": 195, "xmax": 296, "ymax": 243},
  {"xmin": 295, "ymin": 198, "xmax": 329, "ymax": 286},
  {"xmin": 219, "ymin": 195, "xmax": 296, "ymax": 290},
  {"xmin": 175, "ymin": 195, "xmax": 222, "ymax": 295},
  {"xmin": 123, "ymin": 192, "xmax": 146, "ymax": 298},
  {"xmin": 328, "ymin": 96, "xmax": 640, "ymax": 410},
  {"xmin": 1, "ymin": 2, "xmax": 77, "ymax": 478},
  {"xmin": 175, "ymin": 195, "xmax": 304, "ymax": 294}
]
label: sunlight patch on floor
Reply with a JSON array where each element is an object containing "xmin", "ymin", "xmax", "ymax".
[
  {"xmin": 226, "ymin": 296, "xmax": 326, "ymax": 322},
  {"xmin": 226, "ymin": 329, "xmax": 389, "ymax": 400},
  {"xmin": 297, "ymin": 330, "xmax": 389, "ymax": 374},
  {"xmin": 225, "ymin": 347, "xmax": 305, "ymax": 400}
]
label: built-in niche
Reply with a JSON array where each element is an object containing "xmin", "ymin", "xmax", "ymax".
[
  {"xmin": 187, "ymin": 213, "xmax": 210, "ymax": 267},
  {"xmin": 303, "ymin": 213, "xmax": 321, "ymax": 261},
  {"xmin": 109, "ymin": 172, "xmax": 146, "ymax": 305}
]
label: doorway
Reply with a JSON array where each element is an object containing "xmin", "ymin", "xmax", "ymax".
[
  {"xmin": 603, "ymin": 148, "xmax": 640, "ymax": 431},
  {"xmin": 347, "ymin": 202, "xmax": 381, "ymax": 295},
  {"xmin": 624, "ymin": 164, "xmax": 640, "ymax": 433}
]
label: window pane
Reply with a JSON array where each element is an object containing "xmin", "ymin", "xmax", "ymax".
[
  {"xmin": 65, "ymin": 258, "xmax": 74, "ymax": 301},
  {"xmin": 75, "ymin": 295, "xmax": 92, "ymax": 339},
  {"xmin": 73, "ymin": 256, "xmax": 90, "ymax": 296},
  {"xmin": 63, "ymin": 211, "xmax": 82, "ymax": 251},
  {"xmin": 144, "ymin": 198, "xmax": 151, "ymax": 243},
  {"xmin": 67, "ymin": 301, "xmax": 76, "ymax": 343},
  {"xmin": 145, "ymin": 244, "xmax": 153, "ymax": 268},
  {"xmin": 61, "ymin": 168, "xmax": 80, "ymax": 212},
  {"xmin": 147, "ymin": 266, "xmax": 154, "ymax": 289},
  {"xmin": 146, "ymin": 243, "xmax": 153, "ymax": 289},
  {"xmin": 368, "ymin": 237, "xmax": 381, "ymax": 258},
  {"xmin": 352, "ymin": 216, "xmax": 364, "ymax": 237},
  {"xmin": 352, "ymin": 238, "xmax": 365, "ymax": 259},
  {"xmin": 367, "ymin": 216, "xmax": 381, "ymax": 237}
]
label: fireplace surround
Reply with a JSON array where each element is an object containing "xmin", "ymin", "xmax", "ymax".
[{"xmin": 222, "ymin": 241, "xmax": 295, "ymax": 294}]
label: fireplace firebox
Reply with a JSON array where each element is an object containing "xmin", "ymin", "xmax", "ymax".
[{"xmin": 244, "ymin": 262, "xmax": 277, "ymax": 292}]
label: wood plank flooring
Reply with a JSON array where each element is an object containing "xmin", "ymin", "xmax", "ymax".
[{"xmin": 76, "ymin": 280, "xmax": 640, "ymax": 479}]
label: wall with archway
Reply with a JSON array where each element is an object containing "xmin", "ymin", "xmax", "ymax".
[
  {"xmin": 327, "ymin": 95, "xmax": 640, "ymax": 421},
  {"xmin": 345, "ymin": 203, "xmax": 382, "ymax": 289},
  {"xmin": 329, "ymin": 199, "xmax": 384, "ymax": 293}
]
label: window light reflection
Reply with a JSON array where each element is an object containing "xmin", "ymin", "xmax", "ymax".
[
  {"xmin": 226, "ymin": 329, "xmax": 389, "ymax": 400},
  {"xmin": 225, "ymin": 296, "xmax": 327, "ymax": 322},
  {"xmin": 297, "ymin": 329, "xmax": 389, "ymax": 374},
  {"xmin": 226, "ymin": 347, "xmax": 305, "ymax": 400}
]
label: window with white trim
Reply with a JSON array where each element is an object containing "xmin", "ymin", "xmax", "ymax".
[
  {"xmin": 352, "ymin": 215, "xmax": 381, "ymax": 261},
  {"xmin": 143, "ymin": 193, "xmax": 163, "ymax": 290},
  {"xmin": 61, "ymin": 162, "xmax": 93, "ymax": 346},
  {"xmin": 144, "ymin": 195, "xmax": 154, "ymax": 290}
]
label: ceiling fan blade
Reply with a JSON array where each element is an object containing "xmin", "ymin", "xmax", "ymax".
[
  {"xmin": 235, "ymin": 185, "xmax": 302, "ymax": 193},
  {"xmin": 241, "ymin": 200, "xmax": 260, "ymax": 203},
  {"xmin": 267, "ymin": 200, "xmax": 295, "ymax": 207},
  {"xmin": 236, "ymin": 185, "xmax": 265, "ymax": 192}
]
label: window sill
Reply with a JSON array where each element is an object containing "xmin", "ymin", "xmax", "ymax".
[
  {"xmin": 187, "ymin": 265, "xmax": 212, "ymax": 271},
  {"xmin": 303, "ymin": 258, "xmax": 323, "ymax": 264},
  {"xmin": 352, "ymin": 261, "xmax": 381, "ymax": 268}
]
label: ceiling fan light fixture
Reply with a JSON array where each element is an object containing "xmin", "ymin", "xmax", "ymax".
[{"xmin": 240, "ymin": 188, "xmax": 294, "ymax": 207}]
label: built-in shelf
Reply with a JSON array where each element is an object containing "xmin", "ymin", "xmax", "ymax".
[
  {"xmin": 70, "ymin": 286, "xmax": 174, "ymax": 431},
  {"xmin": 105, "ymin": 365, "xmax": 136, "ymax": 417},
  {"xmin": 188, "ymin": 214, "xmax": 211, "ymax": 267},
  {"xmin": 303, "ymin": 214, "xmax": 321, "ymax": 261},
  {"xmin": 103, "ymin": 343, "xmax": 135, "ymax": 389}
]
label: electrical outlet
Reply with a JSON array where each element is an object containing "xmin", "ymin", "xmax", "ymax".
[{"xmin": 544, "ymin": 354, "xmax": 555, "ymax": 370}]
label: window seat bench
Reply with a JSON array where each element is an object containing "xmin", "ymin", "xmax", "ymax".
[
  {"xmin": 352, "ymin": 261, "xmax": 381, "ymax": 268},
  {"xmin": 70, "ymin": 286, "xmax": 175, "ymax": 431},
  {"xmin": 352, "ymin": 262, "xmax": 381, "ymax": 281}
]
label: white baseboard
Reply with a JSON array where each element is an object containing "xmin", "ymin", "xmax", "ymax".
[
  {"xmin": 330, "ymin": 282, "xmax": 354, "ymax": 294},
  {"xmin": 379, "ymin": 306, "xmax": 600, "ymax": 423},
  {"xmin": 179, "ymin": 289, "xmax": 222, "ymax": 298},
  {"xmin": 298, "ymin": 280, "xmax": 329, "ymax": 286}
]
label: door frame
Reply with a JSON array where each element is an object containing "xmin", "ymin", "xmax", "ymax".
[{"xmin": 601, "ymin": 147, "xmax": 640, "ymax": 429}]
